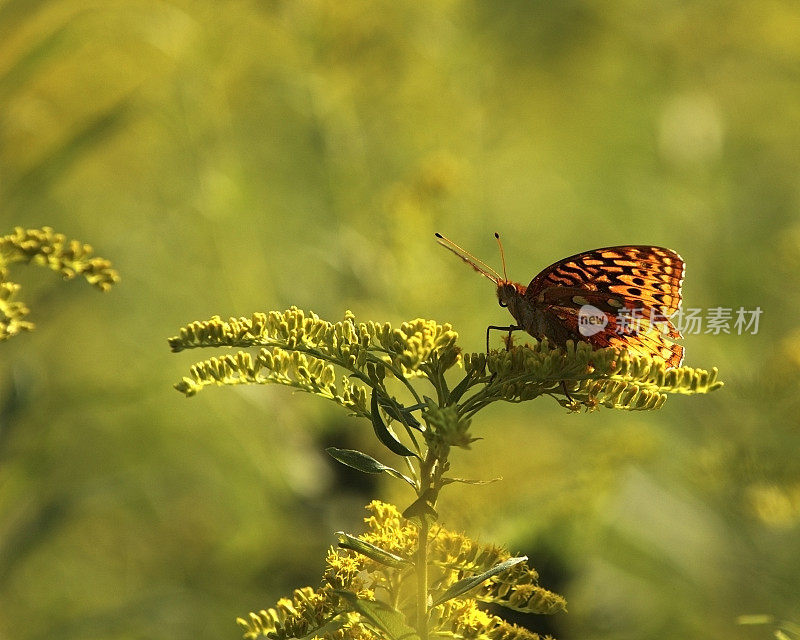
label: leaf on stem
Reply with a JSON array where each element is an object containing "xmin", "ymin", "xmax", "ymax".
[
  {"xmin": 335, "ymin": 532, "xmax": 411, "ymax": 569},
  {"xmin": 447, "ymin": 371, "xmax": 475, "ymax": 404},
  {"xmin": 326, "ymin": 448, "xmax": 415, "ymax": 486},
  {"xmin": 377, "ymin": 394, "xmax": 423, "ymax": 431},
  {"xmin": 371, "ymin": 390, "xmax": 418, "ymax": 458},
  {"xmin": 441, "ymin": 476, "xmax": 502, "ymax": 486},
  {"xmin": 431, "ymin": 556, "xmax": 527, "ymax": 607},
  {"xmin": 402, "ymin": 494, "xmax": 438, "ymax": 525},
  {"xmin": 335, "ymin": 591, "xmax": 421, "ymax": 640}
]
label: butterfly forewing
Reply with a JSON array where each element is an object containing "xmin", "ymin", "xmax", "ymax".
[
  {"xmin": 526, "ymin": 245, "xmax": 684, "ymax": 315},
  {"xmin": 525, "ymin": 246, "xmax": 686, "ymax": 367}
]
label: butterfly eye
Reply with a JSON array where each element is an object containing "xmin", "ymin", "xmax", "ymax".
[{"xmin": 498, "ymin": 301, "xmax": 507, "ymax": 308}]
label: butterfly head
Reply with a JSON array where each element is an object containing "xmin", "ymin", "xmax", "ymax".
[
  {"xmin": 496, "ymin": 280, "xmax": 526, "ymax": 317},
  {"xmin": 495, "ymin": 281, "xmax": 515, "ymax": 306}
]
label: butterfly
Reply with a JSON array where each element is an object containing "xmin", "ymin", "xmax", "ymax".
[{"xmin": 435, "ymin": 233, "xmax": 685, "ymax": 368}]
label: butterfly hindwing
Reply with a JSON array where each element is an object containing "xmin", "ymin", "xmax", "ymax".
[{"xmin": 548, "ymin": 305, "xmax": 685, "ymax": 367}]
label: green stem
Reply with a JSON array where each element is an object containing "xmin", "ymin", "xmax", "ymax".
[
  {"xmin": 415, "ymin": 450, "xmax": 437, "ymax": 640},
  {"xmin": 417, "ymin": 515, "xmax": 429, "ymax": 640}
]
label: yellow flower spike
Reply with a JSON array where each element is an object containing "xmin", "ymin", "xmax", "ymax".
[
  {"xmin": 171, "ymin": 309, "xmax": 721, "ymax": 418},
  {"xmin": 0, "ymin": 227, "xmax": 120, "ymax": 341}
]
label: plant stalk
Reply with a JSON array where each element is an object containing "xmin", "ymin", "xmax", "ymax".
[
  {"xmin": 415, "ymin": 449, "xmax": 438, "ymax": 640},
  {"xmin": 416, "ymin": 515, "xmax": 429, "ymax": 640}
]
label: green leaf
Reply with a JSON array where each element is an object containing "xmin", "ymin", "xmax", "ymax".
[
  {"xmin": 441, "ymin": 476, "xmax": 502, "ymax": 486},
  {"xmin": 336, "ymin": 532, "xmax": 411, "ymax": 568},
  {"xmin": 370, "ymin": 390, "xmax": 418, "ymax": 458},
  {"xmin": 326, "ymin": 448, "xmax": 415, "ymax": 486},
  {"xmin": 448, "ymin": 371, "xmax": 475, "ymax": 404},
  {"xmin": 377, "ymin": 395, "xmax": 423, "ymax": 430},
  {"xmin": 402, "ymin": 494, "xmax": 438, "ymax": 525},
  {"xmin": 335, "ymin": 591, "xmax": 421, "ymax": 640},
  {"xmin": 431, "ymin": 556, "xmax": 527, "ymax": 607}
]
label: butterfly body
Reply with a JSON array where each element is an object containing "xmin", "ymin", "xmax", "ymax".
[{"xmin": 436, "ymin": 234, "xmax": 686, "ymax": 368}]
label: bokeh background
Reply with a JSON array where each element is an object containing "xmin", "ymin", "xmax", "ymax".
[{"xmin": 1, "ymin": 1, "xmax": 799, "ymax": 639}]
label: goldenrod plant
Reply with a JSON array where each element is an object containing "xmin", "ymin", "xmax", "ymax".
[
  {"xmin": 0, "ymin": 227, "xmax": 119, "ymax": 341},
  {"xmin": 169, "ymin": 307, "xmax": 722, "ymax": 640}
]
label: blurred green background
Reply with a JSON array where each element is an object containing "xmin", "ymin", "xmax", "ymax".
[{"xmin": 1, "ymin": 1, "xmax": 799, "ymax": 639}]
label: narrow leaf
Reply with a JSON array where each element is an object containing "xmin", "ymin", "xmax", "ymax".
[
  {"xmin": 370, "ymin": 390, "xmax": 418, "ymax": 458},
  {"xmin": 326, "ymin": 448, "xmax": 415, "ymax": 486},
  {"xmin": 336, "ymin": 532, "xmax": 411, "ymax": 568},
  {"xmin": 402, "ymin": 494, "xmax": 438, "ymax": 525},
  {"xmin": 431, "ymin": 556, "xmax": 527, "ymax": 607},
  {"xmin": 335, "ymin": 591, "xmax": 421, "ymax": 640},
  {"xmin": 377, "ymin": 395, "xmax": 423, "ymax": 430},
  {"xmin": 448, "ymin": 372, "xmax": 474, "ymax": 404},
  {"xmin": 441, "ymin": 476, "xmax": 502, "ymax": 486}
]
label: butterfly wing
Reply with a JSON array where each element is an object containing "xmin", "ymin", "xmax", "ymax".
[
  {"xmin": 526, "ymin": 245, "xmax": 684, "ymax": 313},
  {"xmin": 546, "ymin": 306, "xmax": 685, "ymax": 367},
  {"xmin": 525, "ymin": 246, "xmax": 685, "ymax": 366}
]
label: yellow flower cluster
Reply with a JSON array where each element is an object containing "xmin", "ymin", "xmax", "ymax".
[
  {"xmin": 172, "ymin": 308, "xmax": 722, "ymax": 414},
  {"xmin": 238, "ymin": 501, "xmax": 565, "ymax": 640},
  {"xmin": 169, "ymin": 307, "xmax": 460, "ymax": 379},
  {"xmin": 0, "ymin": 226, "xmax": 119, "ymax": 341},
  {"xmin": 464, "ymin": 340, "xmax": 722, "ymax": 411}
]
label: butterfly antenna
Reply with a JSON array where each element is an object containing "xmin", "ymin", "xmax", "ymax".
[
  {"xmin": 435, "ymin": 232, "xmax": 501, "ymax": 282},
  {"xmin": 494, "ymin": 232, "xmax": 508, "ymax": 281}
]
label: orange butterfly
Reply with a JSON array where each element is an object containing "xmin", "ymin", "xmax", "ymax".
[{"xmin": 436, "ymin": 233, "xmax": 685, "ymax": 367}]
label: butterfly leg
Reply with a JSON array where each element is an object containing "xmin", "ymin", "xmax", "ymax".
[
  {"xmin": 561, "ymin": 380, "xmax": 573, "ymax": 402},
  {"xmin": 486, "ymin": 324, "xmax": 521, "ymax": 355}
]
